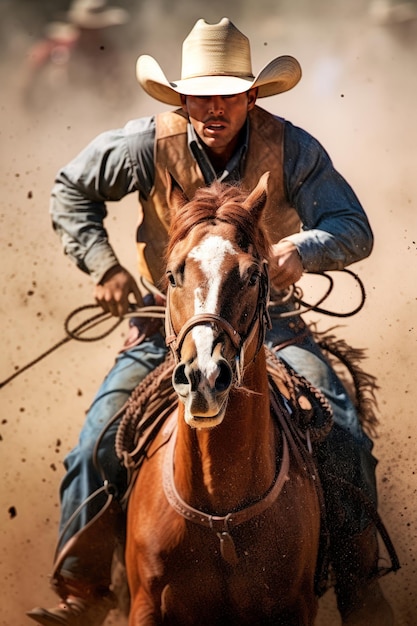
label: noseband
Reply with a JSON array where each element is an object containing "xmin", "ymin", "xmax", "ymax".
[{"xmin": 164, "ymin": 262, "xmax": 271, "ymax": 385}]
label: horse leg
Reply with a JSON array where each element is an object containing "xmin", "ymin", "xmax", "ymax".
[
  {"xmin": 315, "ymin": 423, "xmax": 394, "ymax": 625},
  {"xmin": 129, "ymin": 589, "xmax": 161, "ymax": 626},
  {"xmin": 331, "ymin": 524, "xmax": 394, "ymax": 626},
  {"xmin": 272, "ymin": 605, "xmax": 316, "ymax": 626},
  {"xmin": 111, "ymin": 545, "xmax": 130, "ymax": 617}
]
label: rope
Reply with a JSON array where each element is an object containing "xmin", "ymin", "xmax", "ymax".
[
  {"xmin": 0, "ymin": 303, "xmax": 165, "ymax": 389},
  {"xmin": 266, "ymin": 347, "xmax": 334, "ymax": 445},
  {"xmin": 270, "ymin": 269, "xmax": 366, "ymax": 319},
  {"xmin": 0, "ymin": 269, "xmax": 366, "ymax": 390}
]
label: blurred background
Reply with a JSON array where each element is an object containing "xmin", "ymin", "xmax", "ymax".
[{"xmin": 1, "ymin": 0, "xmax": 416, "ymax": 624}]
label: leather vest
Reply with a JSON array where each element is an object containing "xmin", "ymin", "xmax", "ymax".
[{"xmin": 136, "ymin": 105, "xmax": 300, "ymax": 288}]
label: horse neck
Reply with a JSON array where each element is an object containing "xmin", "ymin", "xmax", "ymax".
[{"xmin": 174, "ymin": 349, "xmax": 277, "ymax": 515}]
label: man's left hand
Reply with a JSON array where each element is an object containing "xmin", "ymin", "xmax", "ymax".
[{"xmin": 269, "ymin": 240, "xmax": 304, "ymax": 290}]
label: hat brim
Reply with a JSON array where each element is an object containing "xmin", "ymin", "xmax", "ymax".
[
  {"xmin": 136, "ymin": 54, "xmax": 302, "ymax": 106},
  {"xmin": 45, "ymin": 21, "xmax": 79, "ymax": 42},
  {"xmin": 68, "ymin": 7, "xmax": 128, "ymax": 29}
]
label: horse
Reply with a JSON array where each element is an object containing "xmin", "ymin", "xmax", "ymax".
[{"xmin": 122, "ymin": 172, "xmax": 324, "ymax": 625}]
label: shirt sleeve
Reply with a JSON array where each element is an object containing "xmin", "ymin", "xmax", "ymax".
[
  {"xmin": 282, "ymin": 120, "xmax": 373, "ymax": 272},
  {"xmin": 50, "ymin": 116, "xmax": 155, "ymax": 284}
]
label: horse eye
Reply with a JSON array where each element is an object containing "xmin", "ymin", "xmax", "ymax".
[
  {"xmin": 248, "ymin": 271, "xmax": 260, "ymax": 287},
  {"xmin": 166, "ymin": 271, "xmax": 176, "ymax": 287}
]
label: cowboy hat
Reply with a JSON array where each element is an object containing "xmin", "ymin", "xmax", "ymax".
[
  {"xmin": 136, "ymin": 18, "xmax": 302, "ymax": 106},
  {"xmin": 44, "ymin": 21, "xmax": 79, "ymax": 43},
  {"xmin": 68, "ymin": 0, "xmax": 128, "ymax": 29}
]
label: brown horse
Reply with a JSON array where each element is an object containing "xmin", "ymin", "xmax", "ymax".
[{"xmin": 124, "ymin": 173, "xmax": 322, "ymax": 625}]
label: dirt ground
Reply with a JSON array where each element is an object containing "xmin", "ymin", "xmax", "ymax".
[{"xmin": 1, "ymin": 4, "xmax": 416, "ymax": 625}]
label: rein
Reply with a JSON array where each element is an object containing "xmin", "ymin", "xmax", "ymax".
[{"xmin": 162, "ymin": 422, "xmax": 290, "ymax": 566}]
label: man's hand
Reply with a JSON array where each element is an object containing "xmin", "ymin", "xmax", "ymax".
[
  {"xmin": 269, "ymin": 240, "xmax": 304, "ymax": 290},
  {"xmin": 94, "ymin": 265, "xmax": 144, "ymax": 317}
]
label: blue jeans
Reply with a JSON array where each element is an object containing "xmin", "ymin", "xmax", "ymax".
[
  {"xmin": 57, "ymin": 314, "xmax": 377, "ymax": 581},
  {"xmin": 57, "ymin": 333, "xmax": 168, "ymax": 581}
]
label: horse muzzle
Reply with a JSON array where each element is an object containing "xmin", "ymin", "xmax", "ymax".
[{"xmin": 172, "ymin": 357, "xmax": 233, "ymax": 428}]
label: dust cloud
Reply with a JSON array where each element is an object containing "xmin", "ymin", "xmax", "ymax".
[{"xmin": 1, "ymin": 1, "xmax": 416, "ymax": 625}]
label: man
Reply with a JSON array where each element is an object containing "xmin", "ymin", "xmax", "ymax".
[
  {"xmin": 22, "ymin": 0, "xmax": 128, "ymax": 110},
  {"xmin": 28, "ymin": 18, "xmax": 395, "ymax": 626}
]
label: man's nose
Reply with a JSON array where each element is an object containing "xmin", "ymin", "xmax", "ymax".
[{"xmin": 207, "ymin": 96, "xmax": 224, "ymax": 115}]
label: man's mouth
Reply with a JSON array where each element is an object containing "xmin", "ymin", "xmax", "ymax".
[{"xmin": 205, "ymin": 120, "xmax": 226, "ymax": 132}]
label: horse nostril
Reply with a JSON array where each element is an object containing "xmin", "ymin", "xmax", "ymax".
[
  {"xmin": 215, "ymin": 360, "xmax": 233, "ymax": 392},
  {"xmin": 173, "ymin": 363, "xmax": 188, "ymax": 387},
  {"xmin": 173, "ymin": 360, "xmax": 232, "ymax": 395}
]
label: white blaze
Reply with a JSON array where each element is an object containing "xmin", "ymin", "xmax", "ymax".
[{"xmin": 189, "ymin": 235, "xmax": 237, "ymax": 383}]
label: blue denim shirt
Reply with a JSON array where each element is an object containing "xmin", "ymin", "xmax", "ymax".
[{"xmin": 50, "ymin": 113, "xmax": 373, "ymax": 284}]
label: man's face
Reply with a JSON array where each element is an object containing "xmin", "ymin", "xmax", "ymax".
[{"xmin": 181, "ymin": 89, "xmax": 257, "ymax": 157}]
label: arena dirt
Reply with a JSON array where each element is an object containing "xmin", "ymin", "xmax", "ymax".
[{"xmin": 1, "ymin": 5, "xmax": 416, "ymax": 625}]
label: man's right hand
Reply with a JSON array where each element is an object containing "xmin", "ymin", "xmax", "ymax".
[{"xmin": 94, "ymin": 265, "xmax": 144, "ymax": 317}]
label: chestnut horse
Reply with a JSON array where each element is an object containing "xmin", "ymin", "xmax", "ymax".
[{"xmin": 124, "ymin": 173, "xmax": 322, "ymax": 625}]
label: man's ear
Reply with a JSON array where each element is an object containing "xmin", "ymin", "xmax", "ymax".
[
  {"xmin": 180, "ymin": 94, "xmax": 188, "ymax": 113},
  {"xmin": 165, "ymin": 170, "xmax": 188, "ymax": 215},
  {"xmin": 247, "ymin": 88, "xmax": 258, "ymax": 110}
]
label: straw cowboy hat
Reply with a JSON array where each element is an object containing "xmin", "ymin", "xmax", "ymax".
[
  {"xmin": 68, "ymin": 0, "xmax": 128, "ymax": 29},
  {"xmin": 136, "ymin": 18, "xmax": 302, "ymax": 106}
]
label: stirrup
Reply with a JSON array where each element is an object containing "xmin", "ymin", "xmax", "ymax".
[{"xmin": 27, "ymin": 591, "xmax": 116, "ymax": 626}]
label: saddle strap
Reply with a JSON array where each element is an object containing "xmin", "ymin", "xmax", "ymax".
[{"xmin": 162, "ymin": 424, "xmax": 290, "ymax": 558}]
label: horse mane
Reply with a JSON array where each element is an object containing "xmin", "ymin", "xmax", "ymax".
[{"xmin": 166, "ymin": 181, "xmax": 271, "ymax": 262}]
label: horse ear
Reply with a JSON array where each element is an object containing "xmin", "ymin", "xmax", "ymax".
[
  {"xmin": 242, "ymin": 171, "xmax": 269, "ymax": 223},
  {"xmin": 165, "ymin": 169, "xmax": 189, "ymax": 215}
]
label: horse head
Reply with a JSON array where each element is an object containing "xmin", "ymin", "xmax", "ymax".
[{"xmin": 164, "ymin": 172, "xmax": 271, "ymax": 428}]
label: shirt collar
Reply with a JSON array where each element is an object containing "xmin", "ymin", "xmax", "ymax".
[{"xmin": 187, "ymin": 120, "xmax": 249, "ymax": 184}]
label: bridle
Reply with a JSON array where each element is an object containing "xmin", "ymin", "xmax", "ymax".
[{"xmin": 164, "ymin": 260, "xmax": 271, "ymax": 386}]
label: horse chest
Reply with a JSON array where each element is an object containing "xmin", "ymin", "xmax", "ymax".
[{"xmin": 140, "ymin": 505, "xmax": 317, "ymax": 621}]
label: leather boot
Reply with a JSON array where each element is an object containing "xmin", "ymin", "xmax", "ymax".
[
  {"xmin": 27, "ymin": 592, "xmax": 117, "ymax": 626},
  {"xmin": 27, "ymin": 495, "xmax": 123, "ymax": 625},
  {"xmin": 332, "ymin": 524, "xmax": 394, "ymax": 626},
  {"xmin": 26, "ymin": 586, "xmax": 117, "ymax": 626}
]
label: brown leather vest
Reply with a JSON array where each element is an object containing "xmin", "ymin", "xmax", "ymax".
[{"xmin": 136, "ymin": 105, "xmax": 300, "ymax": 288}]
